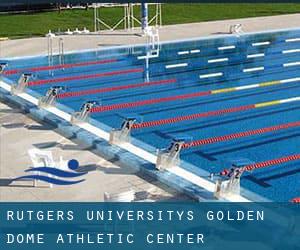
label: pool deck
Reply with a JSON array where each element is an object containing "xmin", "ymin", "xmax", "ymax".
[
  {"xmin": 1, "ymin": 14, "xmax": 299, "ymax": 58},
  {"xmin": 0, "ymin": 101, "xmax": 191, "ymax": 201},
  {"xmin": 0, "ymin": 14, "xmax": 299, "ymax": 202}
]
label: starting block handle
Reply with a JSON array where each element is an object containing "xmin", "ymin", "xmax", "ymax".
[
  {"xmin": 38, "ymin": 86, "xmax": 64, "ymax": 108},
  {"xmin": 0, "ymin": 62, "xmax": 8, "ymax": 74},
  {"xmin": 71, "ymin": 100, "xmax": 99, "ymax": 124},
  {"xmin": 121, "ymin": 117, "xmax": 136, "ymax": 130},
  {"xmin": 156, "ymin": 139, "xmax": 185, "ymax": 170},
  {"xmin": 109, "ymin": 117, "xmax": 138, "ymax": 145},
  {"xmin": 11, "ymin": 73, "xmax": 32, "ymax": 95}
]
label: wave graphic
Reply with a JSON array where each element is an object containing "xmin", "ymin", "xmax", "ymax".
[
  {"xmin": 13, "ymin": 159, "xmax": 86, "ymax": 186},
  {"xmin": 13, "ymin": 175, "xmax": 85, "ymax": 185},
  {"xmin": 25, "ymin": 167, "xmax": 86, "ymax": 178}
]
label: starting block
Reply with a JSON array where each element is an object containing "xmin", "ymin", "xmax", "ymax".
[
  {"xmin": 11, "ymin": 73, "xmax": 32, "ymax": 95},
  {"xmin": 0, "ymin": 62, "xmax": 7, "ymax": 74},
  {"xmin": 71, "ymin": 101, "xmax": 99, "ymax": 124},
  {"xmin": 214, "ymin": 158, "xmax": 254, "ymax": 199},
  {"xmin": 156, "ymin": 135, "xmax": 192, "ymax": 170},
  {"xmin": 109, "ymin": 114, "xmax": 143, "ymax": 145},
  {"xmin": 38, "ymin": 86, "xmax": 65, "ymax": 108},
  {"xmin": 214, "ymin": 171, "xmax": 241, "ymax": 199}
]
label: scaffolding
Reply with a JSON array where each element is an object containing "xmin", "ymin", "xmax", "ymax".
[{"xmin": 93, "ymin": 3, "xmax": 162, "ymax": 32}]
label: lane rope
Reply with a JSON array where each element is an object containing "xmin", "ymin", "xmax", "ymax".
[
  {"xmin": 219, "ymin": 154, "xmax": 300, "ymax": 181},
  {"xmin": 3, "ymin": 59, "xmax": 118, "ymax": 75},
  {"xmin": 28, "ymin": 68, "xmax": 143, "ymax": 86},
  {"xmin": 182, "ymin": 121, "xmax": 300, "ymax": 148},
  {"xmin": 133, "ymin": 105, "xmax": 254, "ymax": 129},
  {"xmin": 291, "ymin": 197, "xmax": 300, "ymax": 203},
  {"xmin": 57, "ymin": 78, "xmax": 177, "ymax": 98},
  {"xmin": 91, "ymin": 90, "xmax": 212, "ymax": 112},
  {"xmin": 242, "ymin": 154, "xmax": 300, "ymax": 172},
  {"xmin": 131, "ymin": 96, "xmax": 300, "ymax": 129},
  {"xmin": 90, "ymin": 77, "xmax": 300, "ymax": 113}
]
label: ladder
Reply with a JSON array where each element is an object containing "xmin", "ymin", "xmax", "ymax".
[
  {"xmin": 58, "ymin": 38, "xmax": 65, "ymax": 69},
  {"xmin": 144, "ymin": 27, "xmax": 160, "ymax": 81},
  {"xmin": 145, "ymin": 26, "xmax": 160, "ymax": 56},
  {"xmin": 47, "ymin": 35, "xmax": 65, "ymax": 75},
  {"xmin": 47, "ymin": 35, "xmax": 53, "ymax": 75}
]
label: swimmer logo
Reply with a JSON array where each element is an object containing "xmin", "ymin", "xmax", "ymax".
[{"xmin": 13, "ymin": 159, "xmax": 86, "ymax": 185}]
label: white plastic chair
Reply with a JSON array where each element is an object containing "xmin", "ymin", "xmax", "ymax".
[
  {"xmin": 73, "ymin": 28, "xmax": 82, "ymax": 34},
  {"xmin": 104, "ymin": 190, "xmax": 135, "ymax": 202},
  {"xmin": 82, "ymin": 27, "xmax": 90, "ymax": 34},
  {"xmin": 45, "ymin": 30, "xmax": 55, "ymax": 38},
  {"xmin": 65, "ymin": 29, "xmax": 73, "ymax": 35},
  {"xmin": 28, "ymin": 148, "xmax": 56, "ymax": 188},
  {"xmin": 103, "ymin": 190, "xmax": 136, "ymax": 232},
  {"xmin": 229, "ymin": 24, "xmax": 243, "ymax": 35}
]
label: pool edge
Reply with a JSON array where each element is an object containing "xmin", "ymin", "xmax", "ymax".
[{"xmin": 0, "ymin": 84, "xmax": 219, "ymax": 202}]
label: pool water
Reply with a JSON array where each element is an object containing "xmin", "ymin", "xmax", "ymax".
[{"xmin": 2, "ymin": 28, "xmax": 300, "ymax": 201}]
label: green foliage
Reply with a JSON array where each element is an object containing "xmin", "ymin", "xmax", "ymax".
[{"xmin": 0, "ymin": 4, "xmax": 299, "ymax": 39}]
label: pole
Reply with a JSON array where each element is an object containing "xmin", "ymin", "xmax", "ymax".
[
  {"xmin": 94, "ymin": 5, "xmax": 97, "ymax": 32},
  {"xmin": 141, "ymin": 3, "xmax": 148, "ymax": 32}
]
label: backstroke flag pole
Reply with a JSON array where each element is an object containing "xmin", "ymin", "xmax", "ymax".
[{"xmin": 141, "ymin": 2, "xmax": 149, "ymax": 32}]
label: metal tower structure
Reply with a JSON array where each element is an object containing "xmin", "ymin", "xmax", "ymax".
[{"xmin": 93, "ymin": 3, "xmax": 162, "ymax": 32}]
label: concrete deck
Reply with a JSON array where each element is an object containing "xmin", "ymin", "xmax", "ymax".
[
  {"xmin": 0, "ymin": 14, "xmax": 299, "ymax": 201},
  {"xmin": 0, "ymin": 101, "xmax": 190, "ymax": 201},
  {"xmin": 0, "ymin": 14, "xmax": 299, "ymax": 58}
]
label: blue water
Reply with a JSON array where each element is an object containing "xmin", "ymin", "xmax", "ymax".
[{"xmin": 2, "ymin": 29, "xmax": 300, "ymax": 201}]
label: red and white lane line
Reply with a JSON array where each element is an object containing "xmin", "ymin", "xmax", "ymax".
[
  {"xmin": 57, "ymin": 78, "xmax": 177, "ymax": 99},
  {"xmin": 28, "ymin": 68, "xmax": 144, "ymax": 86},
  {"xmin": 3, "ymin": 58, "xmax": 118, "ymax": 75},
  {"xmin": 182, "ymin": 121, "xmax": 300, "ymax": 148},
  {"xmin": 291, "ymin": 197, "xmax": 300, "ymax": 203},
  {"xmin": 132, "ymin": 96, "xmax": 300, "ymax": 129},
  {"xmin": 90, "ymin": 77, "xmax": 300, "ymax": 114},
  {"xmin": 241, "ymin": 154, "xmax": 300, "ymax": 172}
]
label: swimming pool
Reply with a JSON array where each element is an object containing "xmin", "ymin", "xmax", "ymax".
[{"xmin": 1, "ymin": 28, "xmax": 300, "ymax": 202}]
